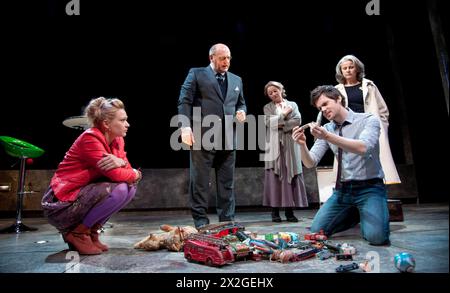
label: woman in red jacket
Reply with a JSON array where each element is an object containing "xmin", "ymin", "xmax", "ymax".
[{"xmin": 41, "ymin": 97, "xmax": 142, "ymax": 255}]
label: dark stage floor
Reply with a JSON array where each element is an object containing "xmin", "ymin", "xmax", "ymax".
[{"xmin": 0, "ymin": 203, "xmax": 447, "ymax": 273}]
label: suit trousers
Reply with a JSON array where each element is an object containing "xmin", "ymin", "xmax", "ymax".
[{"xmin": 189, "ymin": 149, "xmax": 236, "ymax": 228}]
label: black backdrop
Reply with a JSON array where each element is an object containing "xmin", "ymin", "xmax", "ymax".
[{"xmin": 1, "ymin": 0, "xmax": 448, "ymax": 201}]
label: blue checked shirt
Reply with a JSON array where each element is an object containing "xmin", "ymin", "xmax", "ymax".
[{"xmin": 309, "ymin": 109, "xmax": 384, "ymax": 181}]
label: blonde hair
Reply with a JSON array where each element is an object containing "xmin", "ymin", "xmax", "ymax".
[
  {"xmin": 264, "ymin": 81, "xmax": 287, "ymax": 98},
  {"xmin": 84, "ymin": 97, "xmax": 125, "ymax": 128}
]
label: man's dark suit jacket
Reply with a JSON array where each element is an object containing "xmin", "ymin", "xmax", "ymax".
[{"xmin": 178, "ymin": 66, "xmax": 247, "ymax": 150}]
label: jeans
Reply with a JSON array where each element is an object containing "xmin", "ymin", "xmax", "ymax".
[{"xmin": 311, "ymin": 181, "xmax": 390, "ymax": 245}]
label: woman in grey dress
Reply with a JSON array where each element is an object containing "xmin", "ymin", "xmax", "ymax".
[{"xmin": 263, "ymin": 81, "xmax": 308, "ymax": 222}]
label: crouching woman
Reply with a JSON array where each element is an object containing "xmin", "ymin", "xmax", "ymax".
[{"xmin": 42, "ymin": 97, "xmax": 142, "ymax": 255}]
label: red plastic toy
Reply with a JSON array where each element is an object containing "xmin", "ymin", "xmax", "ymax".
[
  {"xmin": 184, "ymin": 234, "xmax": 234, "ymax": 267},
  {"xmin": 304, "ymin": 229, "xmax": 328, "ymax": 241}
]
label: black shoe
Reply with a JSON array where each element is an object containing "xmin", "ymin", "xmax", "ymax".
[
  {"xmin": 194, "ymin": 219, "xmax": 209, "ymax": 229},
  {"xmin": 272, "ymin": 216, "xmax": 282, "ymax": 223},
  {"xmin": 195, "ymin": 223, "xmax": 207, "ymax": 229},
  {"xmin": 286, "ymin": 216, "xmax": 298, "ymax": 222},
  {"xmin": 271, "ymin": 207, "xmax": 281, "ymax": 222},
  {"xmin": 285, "ymin": 207, "xmax": 298, "ymax": 222}
]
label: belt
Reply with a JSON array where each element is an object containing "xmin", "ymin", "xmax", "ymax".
[{"xmin": 340, "ymin": 178, "xmax": 384, "ymax": 187}]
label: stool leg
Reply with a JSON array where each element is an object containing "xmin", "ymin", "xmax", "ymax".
[{"xmin": 0, "ymin": 157, "xmax": 37, "ymax": 233}]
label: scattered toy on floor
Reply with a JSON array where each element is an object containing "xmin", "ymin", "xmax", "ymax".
[
  {"xmin": 134, "ymin": 224, "xmax": 197, "ymax": 252},
  {"xmin": 394, "ymin": 252, "xmax": 416, "ymax": 273}
]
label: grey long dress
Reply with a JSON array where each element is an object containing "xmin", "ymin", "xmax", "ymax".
[{"xmin": 263, "ymin": 99, "xmax": 308, "ymax": 208}]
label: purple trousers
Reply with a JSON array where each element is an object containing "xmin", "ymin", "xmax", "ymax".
[{"xmin": 41, "ymin": 182, "xmax": 136, "ymax": 233}]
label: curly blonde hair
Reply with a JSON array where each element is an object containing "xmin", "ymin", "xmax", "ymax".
[{"xmin": 84, "ymin": 97, "xmax": 124, "ymax": 128}]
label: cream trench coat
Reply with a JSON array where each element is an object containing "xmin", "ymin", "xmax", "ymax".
[{"xmin": 335, "ymin": 78, "xmax": 401, "ymax": 184}]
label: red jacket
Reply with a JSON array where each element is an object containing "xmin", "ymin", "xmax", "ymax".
[{"xmin": 51, "ymin": 128, "xmax": 138, "ymax": 202}]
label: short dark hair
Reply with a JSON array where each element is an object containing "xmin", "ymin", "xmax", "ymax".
[{"xmin": 310, "ymin": 85, "xmax": 346, "ymax": 107}]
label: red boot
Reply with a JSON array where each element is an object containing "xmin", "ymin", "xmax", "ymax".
[
  {"xmin": 91, "ymin": 224, "xmax": 109, "ymax": 252},
  {"xmin": 64, "ymin": 224, "xmax": 102, "ymax": 255}
]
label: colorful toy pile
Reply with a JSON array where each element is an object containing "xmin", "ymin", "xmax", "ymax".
[
  {"xmin": 183, "ymin": 222, "xmax": 362, "ymax": 271},
  {"xmin": 136, "ymin": 221, "xmax": 416, "ymax": 272}
]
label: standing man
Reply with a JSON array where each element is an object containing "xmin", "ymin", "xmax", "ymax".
[
  {"xmin": 292, "ymin": 85, "xmax": 389, "ymax": 245},
  {"xmin": 178, "ymin": 43, "xmax": 247, "ymax": 228}
]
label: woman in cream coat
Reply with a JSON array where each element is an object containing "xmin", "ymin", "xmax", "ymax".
[{"xmin": 334, "ymin": 55, "xmax": 401, "ymax": 184}]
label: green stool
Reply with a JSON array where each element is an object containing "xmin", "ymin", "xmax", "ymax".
[{"xmin": 0, "ymin": 136, "xmax": 44, "ymax": 233}]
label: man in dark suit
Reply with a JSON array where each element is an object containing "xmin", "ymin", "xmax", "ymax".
[{"xmin": 178, "ymin": 43, "xmax": 247, "ymax": 228}]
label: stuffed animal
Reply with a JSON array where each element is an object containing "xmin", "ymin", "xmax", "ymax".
[{"xmin": 134, "ymin": 224, "xmax": 197, "ymax": 252}]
